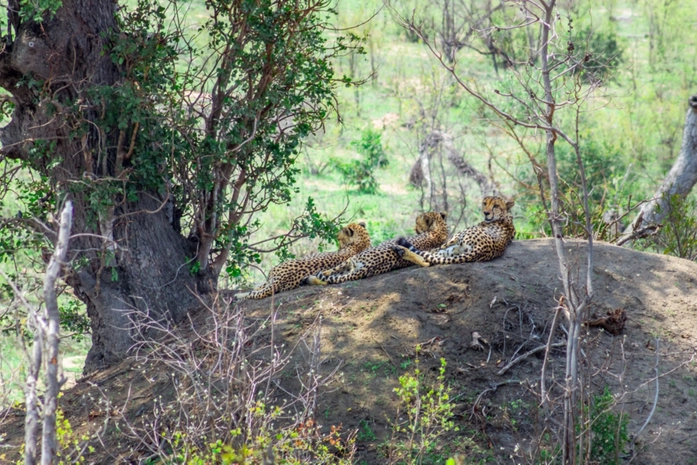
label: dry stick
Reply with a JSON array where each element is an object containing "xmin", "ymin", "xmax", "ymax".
[
  {"xmin": 15, "ymin": 203, "xmax": 72, "ymax": 465},
  {"xmin": 540, "ymin": 304, "xmax": 563, "ymax": 412},
  {"xmin": 678, "ymin": 432, "xmax": 697, "ymax": 444},
  {"xmin": 632, "ymin": 352, "xmax": 695, "ymax": 390},
  {"xmin": 633, "ymin": 338, "xmax": 660, "ymax": 441},
  {"xmin": 41, "ymin": 202, "xmax": 73, "ymax": 465},
  {"xmin": 564, "ymin": 304, "xmax": 584, "ymax": 463},
  {"xmin": 497, "ymin": 342, "xmax": 566, "ymax": 376},
  {"xmin": 470, "ymin": 379, "xmax": 521, "ymax": 419},
  {"xmin": 302, "ymin": 317, "xmax": 323, "ymax": 417}
]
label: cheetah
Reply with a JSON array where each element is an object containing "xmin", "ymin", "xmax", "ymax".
[
  {"xmin": 392, "ymin": 196, "xmax": 515, "ymax": 267},
  {"xmin": 303, "ymin": 211, "xmax": 448, "ymax": 285},
  {"xmin": 236, "ymin": 222, "xmax": 371, "ymax": 300}
]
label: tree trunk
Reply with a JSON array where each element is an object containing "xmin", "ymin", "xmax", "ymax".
[
  {"xmin": 0, "ymin": 0, "xmax": 210, "ymax": 373},
  {"xmin": 410, "ymin": 130, "xmax": 498, "ymax": 197},
  {"xmin": 410, "ymin": 132, "xmax": 435, "ymax": 209},
  {"xmin": 620, "ymin": 94, "xmax": 697, "ymax": 244},
  {"xmin": 67, "ymin": 194, "xmax": 208, "ymax": 372}
]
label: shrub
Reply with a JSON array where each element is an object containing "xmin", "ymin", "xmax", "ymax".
[
  {"xmin": 121, "ymin": 300, "xmax": 356, "ymax": 464},
  {"xmin": 385, "ymin": 357, "xmax": 457, "ymax": 464},
  {"xmin": 333, "ymin": 129, "xmax": 388, "ymax": 194},
  {"xmin": 638, "ymin": 193, "xmax": 697, "ymax": 260},
  {"xmin": 574, "ymin": 26, "xmax": 625, "ymax": 83},
  {"xmin": 587, "ymin": 387, "xmax": 629, "ymax": 465},
  {"xmin": 515, "ymin": 136, "xmax": 641, "ymax": 240}
]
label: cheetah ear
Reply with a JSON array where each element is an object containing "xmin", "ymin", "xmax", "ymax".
[
  {"xmin": 505, "ymin": 198, "xmax": 515, "ymax": 210},
  {"xmin": 357, "ymin": 220, "xmax": 367, "ymax": 228},
  {"xmin": 439, "ymin": 211, "xmax": 447, "ymax": 220}
]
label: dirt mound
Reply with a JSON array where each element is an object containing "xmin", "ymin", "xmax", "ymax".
[{"xmin": 2, "ymin": 239, "xmax": 696, "ymax": 463}]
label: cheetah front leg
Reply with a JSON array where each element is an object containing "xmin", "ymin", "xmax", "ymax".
[
  {"xmin": 441, "ymin": 246, "xmax": 497, "ymax": 264},
  {"xmin": 315, "ymin": 257, "xmax": 357, "ymax": 280},
  {"xmin": 392, "ymin": 237, "xmax": 484, "ymax": 266}
]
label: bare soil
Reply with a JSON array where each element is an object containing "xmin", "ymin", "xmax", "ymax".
[{"xmin": 2, "ymin": 238, "xmax": 697, "ymax": 464}]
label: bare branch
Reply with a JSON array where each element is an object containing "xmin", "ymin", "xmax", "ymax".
[
  {"xmin": 497, "ymin": 341, "xmax": 565, "ymax": 376},
  {"xmin": 41, "ymin": 201, "xmax": 73, "ymax": 464}
]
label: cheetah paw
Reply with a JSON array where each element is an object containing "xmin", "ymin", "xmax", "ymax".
[{"xmin": 306, "ymin": 275, "xmax": 328, "ymax": 286}]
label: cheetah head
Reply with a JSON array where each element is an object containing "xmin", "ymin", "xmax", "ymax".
[
  {"xmin": 482, "ymin": 196, "xmax": 514, "ymax": 223},
  {"xmin": 337, "ymin": 221, "xmax": 371, "ymax": 250},
  {"xmin": 414, "ymin": 211, "xmax": 448, "ymax": 234}
]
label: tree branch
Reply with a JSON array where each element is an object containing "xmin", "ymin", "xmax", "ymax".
[{"xmin": 41, "ymin": 201, "xmax": 73, "ymax": 464}]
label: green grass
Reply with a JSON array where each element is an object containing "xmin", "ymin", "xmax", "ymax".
[{"xmin": 357, "ymin": 419, "xmax": 377, "ymax": 442}]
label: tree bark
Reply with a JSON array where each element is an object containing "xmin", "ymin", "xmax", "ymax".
[
  {"xmin": 0, "ymin": 0, "xmax": 209, "ymax": 373},
  {"xmin": 67, "ymin": 195, "xmax": 208, "ymax": 372},
  {"xmin": 620, "ymin": 94, "xmax": 697, "ymax": 244}
]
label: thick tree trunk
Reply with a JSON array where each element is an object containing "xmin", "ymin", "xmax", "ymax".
[
  {"xmin": 620, "ymin": 94, "xmax": 697, "ymax": 244},
  {"xmin": 0, "ymin": 0, "xmax": 210, "ymax": 373},
  {"xmin": 68, "ymin": 195, "xmax": 208, "ymax": 372}
]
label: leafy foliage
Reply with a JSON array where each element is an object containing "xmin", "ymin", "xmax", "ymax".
[
  {"xmin": 515, "ymin": 135, "xmax": 642, "ymax": 240},
  {"xmin": 574, "ymin": 26, "xmax": 625, "ymax": 83},
  {"xmin": 18, "ymin": 0, "xmax": 62, "ymax": 22},
  {"xmin": 0, "ymin": 0, "xmax": 360, "ymax": 311},
  {"xmin": 0, "ymin": 169, "xmax": 88, "ymax": 341},
  {"xmin": 640, "ymin": 194, "xmax": 697, "ymax": 260},
  {"xmin": 17, "ymin": 407, "xmax": 96, "ymax": 464},
  {"xmin": 333, "ymin": 129, "xmax": 388, "ymax": 194},
  {"xmin": 351, "ymin": 129, "xmax": 389, "ymax": 169},
  {"xmin": 385, "ymin": 357, "xmax": 458, "ymax": 463},
  {"xmin": 587, "ymin": 387, "xmax": 629, "ymax": 465},
  {"xmin": 101, "ymin": 0, "xmax": 359, "ymax": 272},
  {"xmin": 157, "ymin": 408, "xmax": 355, "ymax": 465},
  {"xmin": 58, "ymin": 299, "xmax": 90, "ymax": 341}
]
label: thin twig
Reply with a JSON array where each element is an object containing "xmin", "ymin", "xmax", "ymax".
[
  {"xmin": 372, "ymin": 335, "xmax": 398, "ymax": 369},
  {"xmin": 540, "ymin": 303, "xmax": 562, "ymax": 412},
  {"xmin": 497, "ymin": 342, "xmax": 566, "ymax": 376},
  {"xmin": 470, "ymin": 380, "xmax": 521, "ymax": 419},
  {"xmin": 633, "ymin": 338, "xmax": 660, "ymax": 440}
]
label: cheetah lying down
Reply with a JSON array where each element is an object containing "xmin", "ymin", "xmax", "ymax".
[
  {"xmin": 393, "ymin": 196, "xmax": 515, "ymax": 267},
  {"xmin": 304, "ymin": 211, "xmax": 448, "ymax": 285},
  {"xmin": 237, "ymin": 222, "xmax": 371, "ymax": 300}
]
